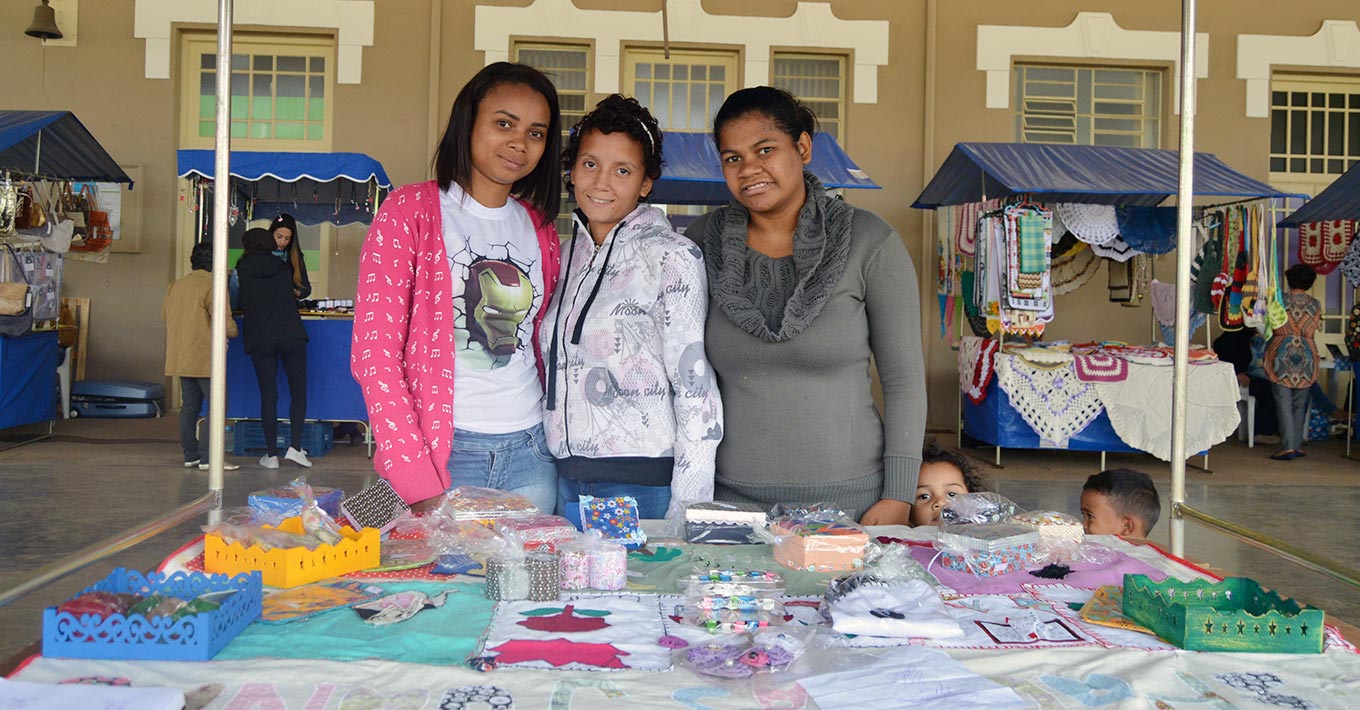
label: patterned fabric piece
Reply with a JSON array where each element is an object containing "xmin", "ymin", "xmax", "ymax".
[
  {"xmin": 961, "ymin": 337, "xmax": 1000, "ymax": 404},
  {"xmin": 1092, "ymin": 361, "xmax": 1240, "ymax": 461},
  {"xmin": 995, "ymin": 357, "xmax": 1104, "ymax": 448},
  {"xmin": 1115, "ymin": 205, "xmax": 1177, "ymax": 255},
  {"xmin": 481, "ymin": 595, "xmax": 671, "ymax": 671},
  {"xmin": 1017, "ymin": 213, "xmax": 1048, "ymax": 273},
  {"xmin": 1051, "ymin": 245, "xmax": 1101, "ymax": 296},
  {"xmin": 1090, "ymin": 235, "xmax": 1138, "ymax": 263},
  {"xmin": 1072, "ymin": 354, "xmax": 1129, "ymax": 383},
  {"xmin": 1056, "ymin": 203, "xmax": 1119, "ymax": 245},
  {"xmin": 1265, "ymin": 292, "xmax": 1322, "ymax": 388},
  {"xmin": 1340, "ymin": 227, "xmax": 1360, "ymax": 286},
  {"xmin": 1297, "ymin": 220, "xmax": 1354, "ymax": 275},
  {"xmin": 1191, "ymin": 225, "xmax": 1224, "ymax": 315}
]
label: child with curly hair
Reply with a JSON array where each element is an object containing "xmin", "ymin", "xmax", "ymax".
[{"xmin": 909, "ymin": 438, "xmax": 987, "ymax": 526}]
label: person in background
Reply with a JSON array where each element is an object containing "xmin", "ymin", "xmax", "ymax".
[
  {"xmin": 352, "ymin": 62, "xmax": 563, "ymax": 511},
  {"xmin": 163, "ymin": 241, "xmax": 240, "ymax": 471},
  {"xmin": 909, "ymin": 439, "xmax": 987, "ymax": 526},
  {"xmin": 268, "ymin": 213, "xmax": 311, "ymax": 300},
  {"xmin": 543, "ymin": 94, "xmax": 723, "ymax": 526},
  {"xmin": 1080, "ymin": 468, "xmax": 1160, "ymax": 539},
  {"xmin": 1265, "ymin": 264, "xmax": 1322, "ymax": 461},
  {"xmin": 689, "ymin": 87, "xmax": 927, "ymax": 525},
  {"xmin": 237, "ymin": 227, "xmax": 311, "ymax": 469}
]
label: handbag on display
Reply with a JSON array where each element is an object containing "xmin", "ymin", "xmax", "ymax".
[
  {"xmin": 0, "ymin": 245, "xmax": 34, "ymax": 336},
  {"xmin": 0, "ymin": 177, "xmax": 17, "ymax": 235},
  {"xmin": 14, "ymin": 184, "xmax": 48, "ymax": 230},
  {"xmin": 82, "ymin": 185, "xmax": 112, "ymax": 240}
]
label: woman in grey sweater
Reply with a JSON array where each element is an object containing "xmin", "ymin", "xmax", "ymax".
[{"xmin": 690, "ymin": 87, "xmax": 927, "ymax": 525}]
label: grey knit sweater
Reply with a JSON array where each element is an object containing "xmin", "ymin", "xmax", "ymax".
[{"xmin": 690, "ymin": 187, "xmax": 927, "ymax": 520}]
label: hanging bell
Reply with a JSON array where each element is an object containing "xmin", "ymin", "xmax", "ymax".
[{"xmin": 25, "ymin": 1, "xmax": 63, "ymax": 41}]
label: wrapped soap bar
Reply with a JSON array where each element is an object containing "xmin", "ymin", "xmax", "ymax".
[{"xmin": 579, "ymin": 495, "xmax": 646, "ymax": 550}]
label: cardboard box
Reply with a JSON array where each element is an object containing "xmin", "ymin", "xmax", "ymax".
[{"xmin": 770, "ymin": 520, "xmax": 868, "ymax": 572}]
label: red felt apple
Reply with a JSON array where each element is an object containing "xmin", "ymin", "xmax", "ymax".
[{"xmin": 516, "ymin": 604, "xmax": 612, "ymax": 633}]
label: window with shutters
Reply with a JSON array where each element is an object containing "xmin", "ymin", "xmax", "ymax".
[
  {"xmin": 1269, "ymin": 75, "xmax": 1360, "ymax": 176},
  {"xmin": 772, "ymin": 53, "xmax": 846, "ymax": 142},
  {"xmin": 1013, "ymin": 64, "xmax": 1161, "ymax": 148},
  {"xmin": 515, "ymin": 42, "xmax": 592, "ymax": 237}
]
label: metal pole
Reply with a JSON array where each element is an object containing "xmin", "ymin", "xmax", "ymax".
[
  {"xmin": 1169, "ymin": 0, "xmax": 1198, "ymax": 557},
  {"xmin": 206, "ymin": 0, "xmax": 234, "ymax": 524},
  {"xmin": 0, "ymin": 493, "xmax": 218, "ymax": 608}
]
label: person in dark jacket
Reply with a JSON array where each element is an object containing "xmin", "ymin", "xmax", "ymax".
[
  {"xmin": 268, "ymin": 213, "xmax": 312, "ymax": 300},
  {"xmin": 237, "ymin": 227, "xmax": 312, "ymax": 469}
]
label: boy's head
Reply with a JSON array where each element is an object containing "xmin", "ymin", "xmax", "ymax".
[
  {"xmin": 911, "ymin": 439, "xmax": 987, "ymax": 526},
  {"xmin": 189, "ymin": 241, "xmax": 214, "ymax": 271},
  {"xmin": 1080, "ymin": 468, "xmax": 1160, "ymax": 538}
]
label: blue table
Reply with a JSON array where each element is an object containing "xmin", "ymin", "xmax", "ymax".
[
  {"xmin": 209, "ymin": 317, "xmax": 367, "ymax": 423},
  {"xmin": 0, "ymin": 330, "xmax": 58, "ymax": 431}
]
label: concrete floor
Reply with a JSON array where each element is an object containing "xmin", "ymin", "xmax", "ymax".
[{"xmin": 1, "ymin": 416, "xmax": 1357, "ymax": 663}]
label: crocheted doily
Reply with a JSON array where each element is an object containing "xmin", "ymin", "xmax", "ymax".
[
  {"xmin": 996, "ymin": 356, "xmax": 1105, "ymax": 448},
  {"xmin": 1090, "ymin": 235, "xmax": 1138, "ymax": 263},
  {"xmin": 1051, "ymin": 245, "xmax": 1100, "ymax": 296},
  {"xmin": 1055, "ymin": 203, "xmax": 1119, "ymax": 245}
]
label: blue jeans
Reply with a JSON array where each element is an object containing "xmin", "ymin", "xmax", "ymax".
[
  {"xmin": 446, "ymin": 424, "xmax": 558, "ymax": 514},
  {"xmin": 557, "ymin": 478, "xmax": 671, "ymax": 529}
]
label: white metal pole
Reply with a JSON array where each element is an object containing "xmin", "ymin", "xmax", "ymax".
[
  {"xmin": 206, "ymin": 0, "xmax": 234, "ymax": 522},
  {"xmin": 1169, "ymin": 0, "xmax": 1198, "ymax": 557}
]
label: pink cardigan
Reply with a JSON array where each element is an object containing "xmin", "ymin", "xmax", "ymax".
[{"xmin": 352, "ymin": 181, "xmax": 561, "ymax": 503}]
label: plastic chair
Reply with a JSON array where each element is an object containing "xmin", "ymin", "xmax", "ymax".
[{"xmin": 1236, "ymin": 385, "xmax": 1255, "ymax": 448}]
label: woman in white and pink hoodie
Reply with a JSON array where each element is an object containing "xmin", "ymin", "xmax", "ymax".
[{"xmin": 541, "ymin": 95, "xmax": 724, "ymax": 524}]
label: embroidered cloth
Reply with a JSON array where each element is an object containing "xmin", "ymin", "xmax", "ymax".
[
  {"xmin": 1092, "ymin": 361, "xmax": 1240, "ymax": 461},
  {"xmin": 995, "ymin": 356, "xmax": 1105, "ymax": 448}
]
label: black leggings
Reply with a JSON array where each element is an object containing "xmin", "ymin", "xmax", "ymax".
[{"xmin": 250, "ymin": 339, "xmax": 308, "ymax": 456}]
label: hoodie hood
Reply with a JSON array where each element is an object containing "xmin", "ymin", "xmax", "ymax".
[{"xmin": 236, "ymin": 249, "xmax": 290, "ymax": 279}]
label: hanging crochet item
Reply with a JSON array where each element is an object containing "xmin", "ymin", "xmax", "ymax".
[
  {"xmin": 995, "ymin": 357, "xmax": 1105, "ymax": 448},
  {"xmin": 1297, "ymin": 220, "xmax": 1355, "ymax": 275},
  {"xmin": 1340, "ymin": 227, "xmax": 1360, "ymax": 287},
  {"xmin": 1090, "ymin": 235, "xmax": 1138, "ymax": 263},
  {"xmin": 959, "ymin": 336, "xmax": 1000, "ymax": 405},
  {"xmin": 1149, "ymin": 279, "xmax": 1177, "ymax": 327},
  {"xmin": 1051, "ymin": 245, "xmax": 1100, "ymax": 296},
  {"xmin": 1297, "ymin": 221, "xmax": 1326, "ymax": 272},
  {"xmin": 1191, "ymin": 223, "xmax": 1223, "ymax": 315},
  {"xmin": 1115, "ymin": 206, "xmax": 1177, "ymax": 255},
  {"xmin": 1218, "ymin": 250, "xmax": 1248, "ymax": 331},
  {"xmin": 1050, "ymin": 229, "xmax": 1081, "ymax": 259},
  {"xmin": 1055, "ymin": 203, "xmax": 1119, "ymax": 245},
  {"xmin": 1073, "ymin": 353, "xmax": 1129, "ymax": 383},
  {"xmin": 967, "ymin": 311, "xmax": 991, "ymax": 338}
]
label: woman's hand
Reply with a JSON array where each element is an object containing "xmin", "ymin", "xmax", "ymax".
[{"xmin": 859, "ymin": 498, "xmax": 911, "ymax": 526}]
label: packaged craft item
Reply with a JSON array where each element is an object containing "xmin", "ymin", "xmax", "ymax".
[
  {"xmin": 340, "ymin": 478, "xmax": 409, "ymax": 533},
  {"xmin": 680, "ymin": 569, "xmax": 785, "ymax": 597},
  {"xmin": 934, "ymin": 523, "xmax": 1040, "ymax": 577},
  {"xmin": 760, "ymin": 507, "xmax": 868, "ymax": 573},
  {"xmin": 524, "ymin": 550, "xmax": 561, "ymax": 601},
  {"xmin": 820, "ymin": 546, "xmax": 961, "ymax": 640},
  {"xmin": 684, "ymin": 501, "xmax": 768, "ymax": 544},
  {"xmin": 485, "ymin": 555, "xmax": 530, "ymax": 601},
  {"xmin": 681, "ymin": 628, "xmax": 809, "ymax": 678},
  {"xmin": 938, "ymin": 492, "xmax": 1020, "ymax": 525},
  {"xmin": 578, "ymin": 495, "xmax": 647, "ymax": 549},
  {"xmin": 1010, "ymin": 510, "xmax": 1084, "ymax": 561},
  {"xmin": 249, "ymin": 483, "xmax": 343, "ymax": 520},
  {"xmin": 56, "ymin": 591, "xmax": 131, "ymax": 621},
  {"xmin": 681, "ymin": 568, "xmax": 786, "ymax": 634},
  {"xmin": 292, "ymin": 478, "xmax": 345, "ymax": 547},
  {"xmin": 588, "ymin": 538, "xmax": 628, "ymax": 591},
  {"xmin": 442, "ymin": 486, "xmax": 540, "ymax": 523},
  {"xmin": 557, "ymin": 538, "xmax": 592, "ymax": 591},
  {"xmin": 494, "ymin": 514, "xmax": 578, "ymax": 552}
]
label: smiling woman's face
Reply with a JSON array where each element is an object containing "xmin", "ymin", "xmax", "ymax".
[{"xmin": 716, "ymin": 112, "xmax": 811, "ymax": 219}]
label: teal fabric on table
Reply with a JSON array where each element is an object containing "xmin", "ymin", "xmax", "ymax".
[
  {"xmin": 625, "ymin": 543, "xmax": 841, "ymax": 596},
  {"xmin": 216, "ymin": 582, "xmax": 491, "ymax": 665}
]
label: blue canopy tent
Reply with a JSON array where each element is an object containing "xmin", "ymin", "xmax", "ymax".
[
  {"xmin": 649, "ymin": 132, "xmax": 879, "ymax": 205},
  {"xmin": 176, "ymin": 150, "xmax": 391, "ymax": 226},
  {"xmin": 0, "ymin": 110, "xmax": 132, "ymax": 184},
  {"xmin": 1278, "ymin": 161, "xmax": 1360, "ymax": 227},
  {"xmin": 912, "ymin": 142, "xmax": 1295, "ymax": 209}
]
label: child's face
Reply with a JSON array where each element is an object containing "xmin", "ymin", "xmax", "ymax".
[
  {"xmin": 911, "ymin": 461, "xmax": 968, "ymax": 526},
  {"xmin": 1080, "ymin": 489, "xmax": 1144, "ymax": 538}
]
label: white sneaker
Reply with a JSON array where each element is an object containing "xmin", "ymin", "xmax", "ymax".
[
  {"xmin": 183, "ymin": 459, "xmax": 200, "ymax": 468},
  {"xmin": 284, "ymin": 447, "xmax": 313, "ymax": 468},
  {"xmin": 199, "ymin": 461, "xmax": 241, "ymax": 471},
  {"xmin": 259, "ymin": 455, "xmax": 279, "ymax": 469}
]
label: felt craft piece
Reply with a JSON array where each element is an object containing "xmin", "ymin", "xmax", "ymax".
[
  {"xmin": 579, "ymin": 496, "xmax": 647, "ymax": 549},
  {"xmin": 259, "ymin": 580, "xmax": 385, "ymax": 624},
  {"xmin": 1056, "ymin": 203, "xmax": 1119, "ymax": 245},
  {"xmin": 994, "ymin": 357, "xmax": 1104, "ymax": 448},
  {"xmin": 481, "ymin": 594, "xmax": 671, "ymax": 671},
  {"xmin": 1115, "ymin": 205, "xmax": 1178, "ymax": 254},
  {"xmin": 1072, "ymin": 353, "xmax": 1129, "ymax": 383},
  {"xmin": 1079, "ymin": 586, "xmax": 1154, "ymax": 634}
]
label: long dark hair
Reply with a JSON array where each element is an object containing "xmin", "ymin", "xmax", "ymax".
[
  {"xmin": 434, "ymin": 62, "xmax": 561, "ymax": 227},
  {"xmin": 712, "ymin": 86, "xmax": 819, "ymax": 146},
  {"xmin": 562, "ymin": 94, "xmax": 664, "ymax": 199},
  {"xmin": 269, "ymin": 213, "xmax": 304, "ymax": 291}
]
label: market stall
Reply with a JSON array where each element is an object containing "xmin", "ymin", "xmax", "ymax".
[
  {"xmin": 0, "ymin": 110, "xmax": 133, "ymax": 446},
  {"xmin": 913, "ymin": 142, "xmax": 1300, "ymax": 465},
  {"xmin": 176, "ymin": 150, "xmax": 391, "ymax": 450}
]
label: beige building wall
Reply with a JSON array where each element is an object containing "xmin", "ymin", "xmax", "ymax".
[{"xmin": 3, "ymin": 1, "xmax": 1357, "ymax": 434}]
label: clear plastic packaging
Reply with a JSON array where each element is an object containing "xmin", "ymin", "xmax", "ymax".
[
  {"xmin": 680, "ymin": 568, "xmax": 785, "ymax": 597},
  {"xmin": 1010, "ymin": 510, "xmax": 1085, "ymax": 563},
  {"xmin": 248, "ymin": 484, "xmax": 343, "ymax": 520},
  {"xmin": 938, "ymin": 492, "xmax": 1020, "ymax": 525},
  {"xmin": 757, "ymin": 507, "xmax": 869, "ymax": 573},
  {"xmin": 440, "ymin": 486, "xmax": 540, "ymax": 522},
  {"xmin": 681, "ymin": 628, "xmax": 810, "ymax": 678},
  {"xmin": 493, "ymin": 514, "xmax": 578, "ymax": 552},
  {"xmin": 684, "ymin": 501, "xmax": 768, "ymax": 545},
  {"xmin": 820, "ymin": 546, "xmax": 961, "ymax": 639}
]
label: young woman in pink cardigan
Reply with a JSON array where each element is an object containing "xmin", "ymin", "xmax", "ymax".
[{"xmin": 352, "ymin": 63, "xmax": 563, "ymax": 509}]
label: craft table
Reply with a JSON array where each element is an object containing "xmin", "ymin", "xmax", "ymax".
[
  {"xmin": 7, "ymin": 525, "xmax": 1358, "ymax": 709},
  {"xmin": 0, "ymin": 331, "xmax": 58, "ymax": 444}
]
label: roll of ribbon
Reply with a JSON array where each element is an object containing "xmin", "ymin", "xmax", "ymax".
[
  {"xmin": 526, "ymin": 550, "xmax": 561, "ymax": 601},
  {"xmin": 559, "ymin": 548, "xmax": 591, "ymax": 590},
  {"xmin": 485, "ymin": 556, "xmax": 529, "ymax": 601},
  {"xmin": 588, "ymin": 542, "xmax": 628, "ymax": 591}
]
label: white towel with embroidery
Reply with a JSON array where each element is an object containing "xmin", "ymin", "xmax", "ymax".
[
  {"xmin": 1092, "ymin": 361, "xmax": 1240, "ymax": 461},
  {"xmin": 829, "ymin": 581, "xmax": 964, "ymax": 639}
]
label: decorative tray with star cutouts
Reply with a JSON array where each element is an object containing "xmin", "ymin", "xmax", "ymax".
[{"xmin": 1121, "ymin": 574, "xmax": 1324, "ymax": 653}]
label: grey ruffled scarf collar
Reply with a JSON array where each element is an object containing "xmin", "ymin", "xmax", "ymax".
[{"xmin": 703, "ymin": 172, "xmax": 854, "ymax": 342}]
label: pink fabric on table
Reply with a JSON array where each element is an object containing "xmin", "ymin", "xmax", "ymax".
[{"xmin": 906, "ymin": 542, "xmax": 1168, "ymax": 595}]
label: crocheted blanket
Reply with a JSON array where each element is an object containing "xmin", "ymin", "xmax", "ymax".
[
  {"xmin": 1092, "ymin": 361, "xmax": 1240, "ymax": 461},
  {"xmin": 995, "ymin": 356, "xmax": 1104, "ymax": 448}
]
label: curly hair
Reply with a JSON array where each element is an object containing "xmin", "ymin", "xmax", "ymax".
[
  {"xmin": 922, "ymin": 438, "xmax": 987, "ymax": 492},
  {"xmin": 561, "ymin": 94, "xmax": 664, "ymax": 198}
]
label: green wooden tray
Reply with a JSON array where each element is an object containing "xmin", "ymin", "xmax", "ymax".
[{"xmin": 1121, "ymin": 574, "xmax": 1324, "ymax": 653}]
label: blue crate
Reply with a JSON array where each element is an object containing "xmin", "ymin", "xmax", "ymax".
[
  {"xmin": 232, "ymin": 420, "xmax": 334, "ymax": 457},
  {"xmin": 43, "ymin": 569, "xmax": 262, "ymax": 661}
]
